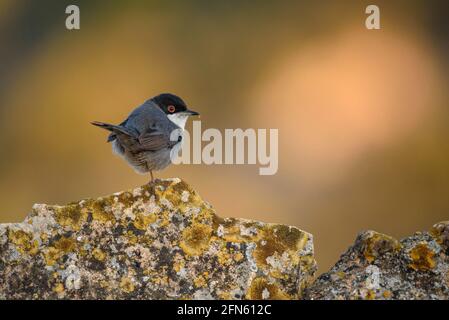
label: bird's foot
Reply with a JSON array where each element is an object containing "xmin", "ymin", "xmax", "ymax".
[{"xmin": 147, "ymin": 179, "xmax": 156, "ymax": 194}]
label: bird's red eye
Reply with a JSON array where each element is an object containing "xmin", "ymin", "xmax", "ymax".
[{"xmin": 167, "ymin": 105, "xmax": 176, "ymax": 113}]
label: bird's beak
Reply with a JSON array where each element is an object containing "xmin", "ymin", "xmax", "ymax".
[{"xmin": 186, "ymin": 109, "xmax": 200, "ymax": 116}]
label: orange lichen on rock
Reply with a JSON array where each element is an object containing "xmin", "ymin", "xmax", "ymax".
[
  {"xmin": 0, "ymin": 178, "xmax": 316, "ymax": 300},
  {"xmin": 360, "ymin": 231, "xmax": 401, "ymax": 263},
  {"xmin": 246, "ymin": 277, "xmax": 291, "ymax": 300},
  {"xmin": 253, "ymin": 224, "xmax": 307, "ymax": 267},
  {"xmin": 408, "ymin": 243, "xmax": 436, "ymax": 271},
  {"xmin": 179, "ymin": 223, "xmax": 213, "ymax": 256},
  {"xmin": 8, "ymin": 229, "xmax": 39, "ymax": 256}
]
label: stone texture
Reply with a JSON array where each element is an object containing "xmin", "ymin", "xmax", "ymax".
[
  {"xmin": 0, "ymin": 178, "xmax": 316, "ymax": 300},
  {"xmin": 304, "ymin": 222, "xmax": 449, "ymax": 300}
]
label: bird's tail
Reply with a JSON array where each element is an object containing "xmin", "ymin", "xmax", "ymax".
[{"xmin": 91, "ymin": 121, "xmax": 133, "ymax": 142}]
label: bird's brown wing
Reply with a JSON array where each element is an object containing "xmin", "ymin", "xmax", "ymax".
[
  {"xmin": 107, "ymin": 118, "xmax": 129, "ymax": 142},
  {"xmin": 132, "ymin": 127, "xmax": 180, "ymax": 152}
]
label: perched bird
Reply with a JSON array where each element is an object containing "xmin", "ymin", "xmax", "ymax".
[{"xmin": 91, "ymin": 93, "xmax": 199, "ymax": 183}]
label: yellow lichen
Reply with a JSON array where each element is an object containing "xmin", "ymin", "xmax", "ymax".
[
  {"xmin": 152, "ymin": 275, "xmax": 169, "ymax": 285},
  {"xmin": 53, "ymin": 283, "xmax": 64, "ymax": 293},
  {"xmin": 234, "ymin": 252, "xmax": 244, "ymax": 262},
  {"xmin": 362, "ymin": 232, "xmax": 401, "ymax": 263},
  {"xmin": 43, "ymin": 237, "xmax": 77, "ymax": 266},
  {"xmin": 252, "ymin": 225, "xmax": 307, "ymax": 268},
  {"xmin": 253, "ymin": 243, "xmax": 282, "ymax": 267},
  {"xmin": 246, "ymin": 277, "xmax": 291, "ymax": 300},
  {"xmin": 120, "ymin": 277, "xmax": 135, "ymax": 293},
  {"xmin": 408, "ymin": 243, "xmax": 436, "ymax": 271},
  {"xmin": 77, "ymin": 245, "xmax": 88, "ymax": 257},
  {"xmin": 215, "ymin": 219, "xmax": 262, "ymax": 243},
  {"xmin": 193, "ymin": 275, "xmax": 207, "ymax": 288},
  {"xmin": 173, "ymin": 260, "xmax": 185, "ymax": 273},
  {"xmin": 158, "ymin": 211, "xmax": 171, "ymax": 228},
  {"xmin": 152, "ymin": 179, "xmax": 203, "ymax": 214},
  {"xmin": 54, "ymin": 237, "xmax": 76, "ymax": 252},
  {"xmin": 54, "ymin": 204, "xmax": 87, "ymax": 231},
  {"xmin": 162, "ymin": 179, "xmax": 203, "ymax": 210},
  {"xmin": 383, "ymin": 290, "xmax": 392, "ymax": 299},
  {"xmin": 44, "ymin": 247, "xmax": 62, "ymax": 266},
  {"xmin": 269, "ymin": 269, "xmax": 289, "ymax": 280},
  {"xmin": 275, "ymin": 225, "xmax": 305, "ymax": 250},
  {"xmin": 92, "ymin": 248, "xmax": 106, "ymax": 261},
  {"xmin": 218, "ymin": 291, "xmax": 232, "ymax": 299},
  {"xmin": 365, "ymin": 289, "xmax": 376, "ymax": 300},
  {"xmin": 299, "ymin": 255, "xmax": 315, "ymax": 270},
  {"xmin": 217, "ymin": 247, "xmax": 233, "ymax": 266},
  {"xmin": 125, "ymin": 231, "xmax": 138, "ymax": 244},
  {"xmin": 179, "ymin": 223, "xmax": 213, "ymax": 256},
  {"xmin": 192, "ymin": 207, "xmax": 216, "ymax": 225},
  {"xmin": 115, "ymin": 191, "xmax": 138, "ymax": 207},
  {"xmin": 40, "ymin": 233, "xmax": 48, "ymax": 242},
  {"xmin": 133, "ymin": 213, "xmax": 157, "ymax": 231},
  {"xmin": 8, "ymin": 229, "xmax": 39, "ymax": 255},
  {"xmin": 91, "ymin": 198, "xmax": 116, "ymax": 223},
  {"xmin": 221, "ymin": 224, "xmax": 249, "ymax": 243}
]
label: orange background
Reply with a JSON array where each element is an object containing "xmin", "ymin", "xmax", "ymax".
[{"xmin": 0, "ymin": 0, "xmax": 448, "ymax": 272}]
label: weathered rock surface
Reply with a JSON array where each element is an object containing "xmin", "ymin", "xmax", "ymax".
[
  {"xmin": 304, "ymin": 222, "xmax": 449, "ymax": 300},
  {"xmin": 0, "ymin": 178, "xmax": 316, "ymax": 300},
  {"xmin": 2, "ymin": 176, "xmax": 447, "ymax": 300}
]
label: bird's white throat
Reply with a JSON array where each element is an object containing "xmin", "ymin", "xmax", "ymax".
[{"xmin": 167, "ymin": 113, "xmax": 189, "ymax": 129}]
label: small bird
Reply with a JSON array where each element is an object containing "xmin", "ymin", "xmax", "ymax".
[{"xmin": 91, "ymin": 93, "xmax": 199, "ymax": 183}]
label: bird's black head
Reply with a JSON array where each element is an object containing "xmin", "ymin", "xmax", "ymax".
[{"xmin": 151, "ymin": 93, "xmax": 199, "ymax": 116}]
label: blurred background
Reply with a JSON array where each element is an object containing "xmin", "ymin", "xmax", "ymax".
[{"xmin": 0, "ymin": 0, "xmax": 448, "ymax": 273}]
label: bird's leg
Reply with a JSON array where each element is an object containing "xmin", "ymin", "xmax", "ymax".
[{"xmin": 149, "ymin": 170, "xmax": 154, "ymax": 185}]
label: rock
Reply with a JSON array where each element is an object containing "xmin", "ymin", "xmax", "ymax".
[
  {"xmin": 0, "ymin": 178, "xmax": 316, "ymax": 300},
  {"xmin": 304, "ymin": 222, "xmax": 449, "ymax": 300}
]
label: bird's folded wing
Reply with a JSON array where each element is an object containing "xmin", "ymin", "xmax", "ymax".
[
  {"xmin": 136, "ymin": 129, "xmax": 179, "ymax": 152},
  {"xmin": 107, "ymin": 119, "xmax": 129, "ymax": 142}
]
